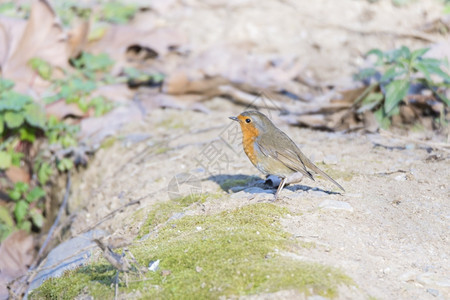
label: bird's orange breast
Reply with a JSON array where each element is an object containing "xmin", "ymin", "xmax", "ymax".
[{"xmin": 240, "ymin": 124, "xmax": 259, "ymax": 166}]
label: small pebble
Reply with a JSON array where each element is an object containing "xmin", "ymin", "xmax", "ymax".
[
  {"xmin": 196, "ymin": 266, "xmax": 203, "ymax": 273},
  {"xmin": 318, "ymin": 200, "xmax": 354, "ymax": 212},
  {"xmin": 426, "ymin": 289, "xmax": 439, "ymax": 297},
  {"xmin": 148, "ymin": 260, "xmax": 160, "ymax": 272},
  {"xmin": 405, "ymin": 143, "xmax": 415, "ymax": 150},
  {"xmin": 196, "ymin": 226, "xmax": 202, "ymax": 231},
  {"xmin": 230, "ymin": 186, "xmax": 246, "ymax": 193},
  {"xmin": 161, "ymin": 269, "xmax": 171, "ymax": 276},
  {"xmin": 395, "ymin": 174, "xmax": 406, "ymax": 181}
]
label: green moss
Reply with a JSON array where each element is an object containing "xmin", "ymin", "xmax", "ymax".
[
  {"xmin": 32, "ymin": 266, "xmax": 115, "ymax": 299},
  {"xmin": 157, "ymin": 118, "xmax": 185, "ymax": 130},
  {"xmin": 100, "ymin": 136, "xmax": 117, "ymax": 149},
  {"xmin": 155, "ymin": 146, "xmax": 171, "ymax": 154},
  {"xmin": 138, "ymin": 193, "xmax": 218, "ymax": 238},
  {"xmin": 32, "ymin": 203, "xmax": 351, "ymax": 299}
]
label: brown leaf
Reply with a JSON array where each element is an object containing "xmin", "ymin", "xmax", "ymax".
[
  {"xmin": 0, "ymin": 17, "xmax": 27, "ymax": 66},
  {"xmin": 5, "ymin": 166, "xmax": 30, "ymax": 184},
  {"xmin": 45, "ymin": 99, "xmax": 86, "ymax": 120},
  {"xmin": 163, "ymin": 71, "xmax": 228, "ymax": 95},
  {"xmin": 1, "ymin": 0, "xmax": 70, "ymax": 92},
  {"xmin": 90, "ymin": 84, "xmax": 134, "ymax": 104},
  {"xmin": 67, "ymin": 20, "xmax": 90, "ymax": 59},
  {"xmin": 0, "ymin": 231, "xmax": 36, "ymax": 299},
  {"xmin": 87, "ymin": 25, "xmax": 185, "ymax": 66}
]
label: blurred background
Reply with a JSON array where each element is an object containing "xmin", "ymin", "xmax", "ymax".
[{"xmin": 0, "ymin": 0, "xmax": 449, "ymax": 299}]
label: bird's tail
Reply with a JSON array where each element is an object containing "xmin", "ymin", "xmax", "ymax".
[{"xmin": 306, "ymin": 160, "xmax": 345, "ymax": 192}]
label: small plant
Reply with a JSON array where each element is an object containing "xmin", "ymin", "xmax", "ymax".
[
  {"xmin": 0, "ymin": 78, "xmax": 79, "ymax": 240},
  {"xmin": 8, "ymin": 182, "xmax": 46, "ymax": 232},
  {"xmin": 39, "ymin": 52, "xmax": 116, "ymax": 116},
  {"xmin": 354, "ymin": 46, "xmax": 450, "ymax": 128}
]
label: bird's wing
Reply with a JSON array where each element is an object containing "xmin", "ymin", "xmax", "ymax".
[
  {"xmin": 259, "ymin": 132, "xmax": 345, "ymax": 192},
  {"xmin": 257, "ymin": 135, "xmax": 314, "ymax": 180}
]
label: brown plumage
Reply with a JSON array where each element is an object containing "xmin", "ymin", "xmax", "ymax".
[{"xmin": 229, "ymin": 111, "xmax": 344, "ymax": 200}]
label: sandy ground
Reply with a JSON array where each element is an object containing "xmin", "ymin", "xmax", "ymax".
[
  {"xmin": 67, "ymin": 101, "xmax": 449, "ymax": 299},
  {"xmin": 44, "ymin": 0, "xmax": 450, "ymax": 298}
]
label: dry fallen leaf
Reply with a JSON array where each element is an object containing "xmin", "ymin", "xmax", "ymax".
[
  {"xmin": 0, "ymin": 231, "xmax": 36, "ymax": 299},
  {"xmin": 5, "ymin": 166, "xmax": 30, "ymax": 184},
  {"xmin": 45, "ymin": 99, "xmax": 86, "ymax": 120},
  {"xmin": 87, "ymin": 25, "xmax": 186, "ymax": 73},
  {"xmin": 0, "ymin": 0, "xmax": 70, "ymax": 93}
]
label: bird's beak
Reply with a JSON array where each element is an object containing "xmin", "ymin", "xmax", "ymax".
[{"xmin": 229, "ymin": 116, "xmax": 239, "ymax": 122}]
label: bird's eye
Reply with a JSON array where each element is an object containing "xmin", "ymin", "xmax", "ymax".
[{"xmin": 245, "ymin": 118, "xmax": 251, "ymax": 123}]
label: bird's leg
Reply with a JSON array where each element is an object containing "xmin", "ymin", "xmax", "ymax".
[{"xmin": 274, "ymin": 177, "xmax": 287, "ymax": 201}]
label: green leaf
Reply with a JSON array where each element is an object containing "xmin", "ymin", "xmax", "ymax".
[
  {"xmin": 28, "ymin": 57, "xmax": 53, "ymax": 80},
  {"xmin": 0, "ymin": 206, "xmax": 14, "ymax": 228},
  {"xmin": 0, "ymin": 115, "xmax": 3, "ymax": 134},
  {"xmin": 0, "ymin": 91, "xmax": 32, "ymax": 111},
  {"xmin": 102, "ymin": 3, "xmax": 137, "ymax": 24},
  {"xmin": 0, "ymin": 151, "xmax": 12, "ymax": 169},
  {"xmin": 357, "ymin": 92, "xmax": 384, "ymax": 113},
  {"xmin": 14, "ymin": 200, "xmax": 28, "ymax": 224},
  {"xmin": 374, "ymin": 108, "xmax": 391, "ymax": 129},
  {"xmin": 444, "ymin": 4, "xmax": 450, "ymax": 14},
  {"xmin": 24, "ymin": 103, "xmax": 46, "ymax": 129},
  {"xmin": 19, "ymin": 127, "xmax": 36, "ymax": 142},
  {"xmin": 15, "ymin": 182, "xmax": 29, "ymax": 193},
  {"xmin": 11, "ymin": 151, "xmax": 24, "ymax": 166},
  {"xmin": 423, "ymin": 65, "xmax": 450, "ymax": 82},
  {"xmin": 18, "ymin": 220, "xmax": 31, "ymax": 232},
  {"xmin": 0, "ymin": 206, "xmax": 14, "ymax": 241},
  {"xmin": 413, "ymin": 62, "xmax": 432, "ymax": 82},
  {"xmin": 26, "ymin": 187, "xmax": 45, "ymax": 203},
  {"xmin": 9, "ymin": 190, "xmax": 21, "ymax": 201},
  {"xmin": 0, "ymin": 78, "xmax": 14, "ymax": 91},
  {"xmin": 30, "ymin": 209, "xmax": 44, "ymax": 228},
  {"xmin": 57, "ymin": 158, "xmax": 74, "ymax": 171},
  {"xmin": 384, "ymin": 79, "xmax": 410, "ymax": 114},
  {"xmin": 38, "ymin": 162, "xmax": 53, "ymax": 185},
  {"xmin": 61, "ymin": 134, "xmax": 77, "ymax": 148},
  {"xmin": 4, "ymin": 111, "xmax": 25, "ymax": 128},
  {"xmin": 380, "ymin": 66, "xmax": 406, "ymax": 82},
  {"xmin": 366, "ymin": 49, "xmax": 383, "ymax": 59},
  {"xmin": 411, "ymin": 48, "xmax": 429, "ymax": 61},
  {"xmin": 353, "ymin": 68, "xmax": 377, "ymax": 81}
]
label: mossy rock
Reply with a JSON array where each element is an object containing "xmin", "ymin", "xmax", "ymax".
[{"xmin": 32, "ymin": 203, "xmax": 352, "ymax": 299}]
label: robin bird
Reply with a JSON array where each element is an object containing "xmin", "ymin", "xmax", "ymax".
[{"xmin": 229, "ymin": 111, "xmax": 345, "ymax": 200}]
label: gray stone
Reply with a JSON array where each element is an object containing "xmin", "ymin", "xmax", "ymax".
[
  {"xmin": 230, "ymin": 186, "xmax": 246, "ymax": 193},
  {"xmin": 148, "ymin": 259, "xmax": 160, "ymax": 272},
  {"xmin": 426, "ymin": 288, "xmax": 439, "ymax": 297},
  {"xmin": 28, "ymin": 230, "xmax": 107, "ymax": 293},
  {"xmin": 318, "ymin": 200, "xmax": 354, "ymax": 212},
  {"xmin": 244, "ymin": 187, "xmax": 272, "ymax": 194}
]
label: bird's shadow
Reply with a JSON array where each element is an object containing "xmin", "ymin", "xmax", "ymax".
[{"xmin": 207, "ymin": 174, "xmax": 341, "ymax": 195}]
